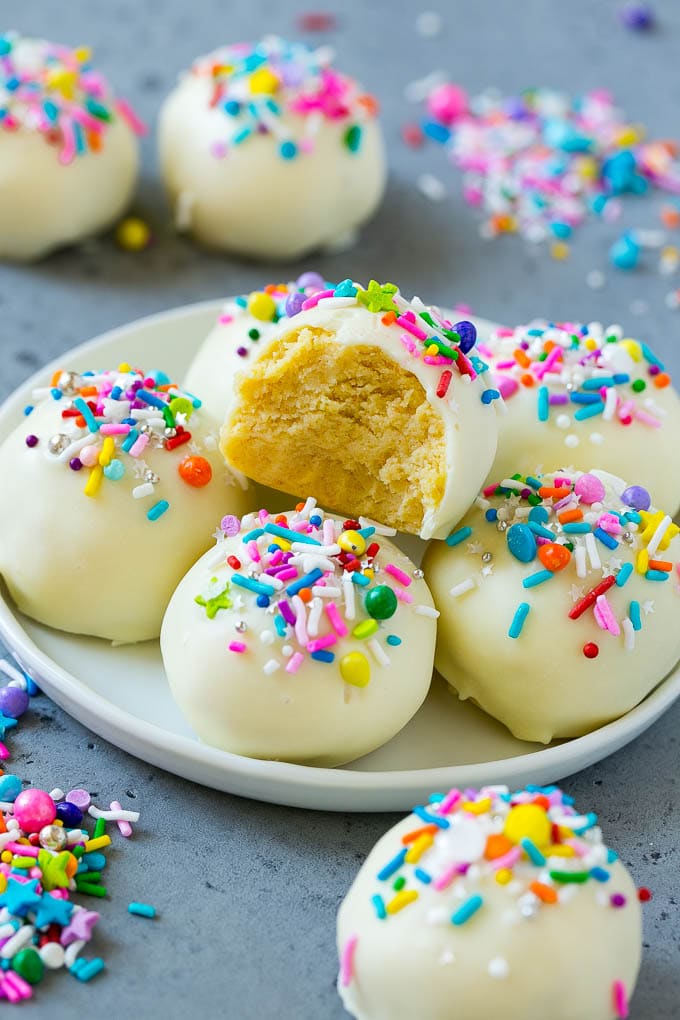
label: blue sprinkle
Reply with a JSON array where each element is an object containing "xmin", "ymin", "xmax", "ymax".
[
  {"xmin": 562, "ymin": 522, "xmax": 592, "ymax": 534},
  {"xmin": 528, "ymin": 506, "xmax": 549, "ymax": 524},
  {"xmin": 612, "ymin": 373, "xmax": 630, "ymax": 384},
  {"xmin": 445, "ymin": 526, "xmax": 472, "ymax": 547},
  {"xmin": 147, "ymin": 500, "xmax": 170, "ymax": 522},
  {"xmin": 625, "ymin": 511, "xmax": 642, "ymax": 524},
  {"xmin": 232, "ymin": 126, "xmax": 253, "ymax": 145},
  {"xmin": 525, "ymin": 476, "xmax": 542, "ymax": 490},
  {"xmin": 50, "ymin": 387, "xmax": 63, "ymax": 400},
  {"xmin": 311, "ymin": 650, "xmax": 335, "ymax": 663},
  {"xmin": 574, "ymin": 401, "xmax": 605, "ymax": 420},
  {"xmin": 242, "ymin": 528, "xmax": 265, "ymax": 543},
  {"xmin": 121, "ymin": 429, "xmax": 138, "ymax": 453},
  {"xmin": 232, "ymin": 574, "xmax": 276, "ymax": 597},
  {"xmin": 607, "ymin": 848, "xmax": 619, "ymax": 863},
  {"xmin": 371, "ymin": 894, "xmax": 387, "ymax": 919},
  {"xmin": 641, "ymin": 342, "xmax": 664, "ymax": 370},
  {"xmin": 309, "ymin": 515, "xmax": 322, "ymax": 527},
  {"xmin": 451, "ymin": 894, "xmax": 483, "ymax": 926},
  {"xmin": 507, "ymin": 523, "xmax": 537, "ymax": 563},
  {"xmin": 264, "ymin": 523, "xmax": 321, "ymax": 546},
  {"xmin": 136, "ymin": 389, "xmax": 166, "ymax": 409},
  {"xmin": 537, "ymin": 386, "xmax": 549, "ymax": 422},
  {"xmin": 630, "ymin": 600, "xmax": 642, "ymax": 631},
  {"xmin": 645, "ymin": 569, "xmax": 669, "ymax": 582},
  {"xmin": 274, "ymin": 615, "xmax": 288, "ymax": 638},
  {"xmin": 485, "ymin": 508, "xmax": 498, "ymax": 522},
  {"xmin": 581, "ymin": 376, "xmax": 616, "ymax": 390},
  {"xmin": 357, "ymin": 527, "xmax": 376, "ymax": 539},
  {"xmin": 256, "ymin": 594, "xmax": 270, "ymax": 608},
  {"xmin": 414, "ymin": 868, "xmax": 432, "ymax": 884},
  {"xmin": 522, "ymin": 569, "xmax": 554, "ymax": 589},
  {"xmin": 594, "ymin": 527, "xmax": 619, "ymax": 550},
  {"xmin": 520, "ymin": 837, "xmax": 546, "ymax": 866},
  {"xmin": 386, "ymin": 635, "xmax": 402, "ymax": 646},
  {"xmin": 528, "ymin": 521, "xmax": 555, "ymax": 540},
  {"xmin": 508, "ymin": 602, "xmax": 531, "ymax": 639},
  {"xmin": 570, "ymin": 391, "xmax": 602, "ymax": 404},
  {"xmin": 481, "ymin": 388, "xmax": 501, "ymax": 404},
  {"xmin": 616, "ymin": 563, "xmax": 634, "ymax": 587},
  {"xmin": 412, "ymin": 806, "xmax": 450, "ymax": 829},
  {"xmin": 286, "ymin": 568, "xmax": 324, "ymax": 596},
  {"xmin": 23, "ymin": 405, "xmax": 33, "ymax": 416},
  {"xmin": 224, "ymin": 99, "xmax": 240, "ymax": 116},
  {"xmin": 377, "ymin": 848, "xmax": 407, "ymax": 881},
  {"xmin": 423, "ymin": 120, "xmax": 451, "ymax": 144},
  {"xmin": 590, "ymin": 867, "xmax": 610, "ymax": 883},
  {"xmin": 280, "ymin": 140, "xmax": 297, "ymax": 160},
  {"xmin": 351, "ymin": 572, "xmax": 370, "ymax": 587},
  {"xmin": 73, "ymin": 398, "xmax": 98, "ymax": 432}
]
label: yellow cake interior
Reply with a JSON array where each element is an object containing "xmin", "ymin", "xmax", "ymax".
[{"xmin": 221, "ymin": 327, "xmax": 446, "ymax": 535}]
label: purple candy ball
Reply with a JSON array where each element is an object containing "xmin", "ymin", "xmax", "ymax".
[
  {"xmin": 296, "ymin": 271, "xmax": 325, "ymax": 291},
  {"xmin": 285, "ymin": 291, "xmax": 307, "ymax": 318},
  {"xmin": 621, "ymin": 484, "xmax": 651, "ymax": 511},
  {"xmin": 25, "ymin": 434, "xmax": 39, "ymax": 448},
  {"xmin": 69, "ymin": 457, "xmax": 83, "ymax": 471},
  {"xmin": 55, "ymin": 800, "xmax": 84, "ymax": 827},
  {"xmin": 453, "ymin": 320, "xmax": 477, "ymax": 354},
  {"xmin": 0, "ymin": 686, "xmax": 29, "ymax": 719},
  {"xmin": 620, "ymin": 2, "xmax": 654, "ymax": 29}
]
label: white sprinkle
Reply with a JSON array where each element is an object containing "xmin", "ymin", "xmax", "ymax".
[
  {"xmin": 564, "ymin": 434, "xmax": 579, "ymax": 448},
  {"xmin": 64, "ymin": 939, "xmax": 86, "ymax": 968},
  {"xmin": 259, "ymin": 630, "xmax": 275, "ymax": 645},
  {"xmin": 358, "ymin": 516, "xmax": 397, "ymax": 537},
  {"xmin": 585, "ymin": 532, "xmax": 601, "ymax": 570},
  {"xmin": 589, "ymin": 432, "xmax": 604, "ymax": 445},
  {"xmin": 488, "ymin": 956, "xmax": 510, "ymax": 979},
  {"xmin": 343, "ymin": 576, "xmax": 356, "ymax": 620},
  {"xmin": 49, "ymin": 788, "xmax": 65, "ymax": 802},
  {"xmin": 475, "ymin": 496, "xmax": 491, "ymax": 511},
  {"xmin": 622, "ymin": 617, "xmax": 635, "ymax": 651},
  {"xmin": 175, "ymin": 190, "xmax": 194, "ymax": 231},
  {"xmin": 307, "ymin": 597, "xmax": 323, "ymax": 638},
  {"xmin": 293, "ymin": 596, "xmax": 308, "ymax": 646},
  {"xmin": 403, "ymin": 70, "xmax": 447, "ymax": 103},
  {"xmin": 1, "ymin": 925, "xmax": 34, "ymax": 959},
  {"xmin": 317, "ymin": 296, "xmax": 357, "ymax": 309},
  {"xmin": 500, "ymin": 478, "xmax": 526, "ymax": 491},
  {"xmin": 575, "ymin": 543, "xmax": 587, "ymax": 579},
  {"xmin": 416, "ymin": 10, "xmax": 443, "ymax": 36},
  {"xmin": 291, "ymin": 543, "xmax": 341, "ymax": 556},
  {"xmin": 88, "ymin": 805, "xmax": 140, "ymax": 823},
  {"xmin": 263, "ymin": 659, "xmax": 280, "ymax": 675},
  {"xmin": 311, "ymin": 586, "xmax": 342, "ymax": 598},
  {"xmin": 281, "ymin": 645, "xmax": 294, "ymax": 658},
  {"xmin": 586, "ymin": 269, "xmax": 605, "ymax": 290},
  {"xmin": 414, "ymin": 604, "xmax": 440, "ymax": 618},
  {"xmin": 555, "ymin": 414, "xmax": 571, "ymax": 430},
  {"xmin": 417, "ymin": 173, "xmax": 447, "ymax": 202},
  {"xmin": 367, "ymin": 638, "xmax": 390, "ymax": 667},
  {"xmin": 647, "ymin": 514, "xmax": 672, "ymax": 557},
  {"xmin": 602, "ymin": 386, "xmax": 618, "ymax": 422},
  {"xmin": 0, "ymin": 659, "xmax": 26, "ymax": 686},
  {"xmin": 449, "ymin": 578, "xmax": 476, "ymax": 598},
  {"xmin": 132, "ymin": 482, "xmax": 154, "ymax": 499}
]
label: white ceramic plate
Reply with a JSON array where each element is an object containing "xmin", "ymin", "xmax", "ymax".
[{"xmin": 0, "ymin": 300, "xmax": 678, "ymax": 813}]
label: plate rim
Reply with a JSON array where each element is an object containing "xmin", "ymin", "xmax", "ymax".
[{"xmin": 1, "ymin": 299, "xmax": 679, "ymax": 811}]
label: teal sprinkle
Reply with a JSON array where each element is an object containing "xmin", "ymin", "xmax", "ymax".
[
  {"xmin": 616, "ymin": 563, "xmax": 634, "ymax": 587},
  {"xmin": 520, "ymin": 837, "xmax": 546, "ymax": 866},
  {"xmin": 386, "ymin": 635, "xmax": 402, "ymax": 646},
  {"xmin": 525, "ymin": 476, "xmax": 542, "ymax": 490},
  {"xmin": 103, "ymin": 459, "xmax": 125, "ymax": 481},
  {"xmin": 371, "ymin": 894, "xmax": 387, "ymax": 919},
  {"xmin": 147, "ymin": 500, "xmax": 170, "ymax": 522},
  {"xmin": 645, "ymin": 569, "xmax": 669, "ymax": 582},
  {"xmin": 523, "ymin": 569, "xmax": 553, "ymax": 589},
  {"xmin": 562, "ymin": 522, "xmax": 591, "ymax": 534},
  {"xmin": 508, "ymin": 602, "xmax": 530, "ymax": 639},
  {"xmin": 537, "ymin": 386, "xmax": 549, "ymax": 422},
  {"xmin": 574, "ymin": 401, "xmax": 605, "ymax": 421},
  {"xmin": 451, "ymin": 894, "xmax": 483, "ymax": 926},
  {"xmin": 446, "ymin": 526, "xmax": 472, "ymax": 547}
]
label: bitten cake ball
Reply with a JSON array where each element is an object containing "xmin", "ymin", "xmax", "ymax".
[
  {"xmin": 422, "ymin": 469, "xmax": 680, "ymax": 743},
  {"xmin": 481, "ymin": 319, "xmax": 680, "ymax": 515},
  {"xmin": 158, "ymin": 37, "xmax": 385, "ymax": 259},
  {"xmin": 220, "ymin": 279, "xmax": 499, "ymax": 539},
  {"xmin": 337, "ymin": 785, "xmax": 642, "ymax": 1020},
  {"xmin": 0, "ymin": 34, "xmax": 144, "ymax": 261},
  {"xmin": 161, "ymin": 499, "xmax": 437, "ymax": 765},
  {"xmin": 0, "ymin": 366, "xmax": 250, "ymax": 642}
]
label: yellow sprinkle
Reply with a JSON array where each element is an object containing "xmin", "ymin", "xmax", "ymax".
[
  {"xmin": 405, "ymin": 833, "xmax": 433, "ymax": 864},
  {"xmin": 386, "ymin": 889, "xmax": 419, "ymax": 914},
  {"xmin": 504, "ymin": 804, "xmax": 551, "ymax": 847},
  {"xmin": 118, "ymin": 362, "xmax": 131, "ymax": 373},
  {"xmin": 84, "ymin": 835, "xmax": 111, "ymax": 853},
  {"xmin": 617, "ymin": 127, "xmax": 641, "ymax": 147},
  {"xmin": 495, "ymin": 868, "xmax": 513, "ymax": 885},
  {"xmin": 115, "ymin": 217, "xmax": 151, "ymax": 252},
  {"xmin": 84, "ymin": 465, "xmax": 103, "ymax": 498},
  {"xmin": 363, "ymin": 568, "xmax": 374, "ymax": 580},
  {"xmin": 0, "ymin": 851, "xmax": 11, "ymax": 865},
  {"xmin": 270, "ymin": 538, "xmax": 291, "ymax": 552},
  {"xmin": 0, "ymin": 874, "xmax": 6, "ymax": 893},
  {"xmin": 461, "ymin": 797, "xmax": 491, "ymax": 815},
  {"xmin": 619, "ymin": 339, "xmax": 642, "ymax": 362},
  {"xmin": 550, "ymin": 241, "xmax": 570, "ymax": 261},
  {"xmin": 636, "ymin": 549, "xmax": 649, "ymax": 575},
  {"xmin": 53, "ymin": 819, "xmax": 64, "ymax": 827},
  {"xmin": 545, "ymin": 844, "xmax": 575, "ymax": 858},
  {"xmin": 426, "ymin": 344, "xmax": 439, "ymax": 357},
  {"xmin": 12, "ymin": 856, "xmax": 36, "ymax": 869},
  {"xmin": 339, "ymin": 651, "xmax": 371, "ymax": 688},
  {"xmin": 98, "ymin": 437, "xmax": 115, "ymax": 467},
  {"xmin": 247, "ymin": 291, "xmax": 277, "ymax": 321},
  {"xmin": 583, "ymin": 337, "xmax": 598, "ymax": 351},
  {"xmin": 74, "ymin": 46, "xmax": 91, "ymax": 63},
  {"xmin": 249, "ymin": 68, "xmax": 280, "ymax": 94}
]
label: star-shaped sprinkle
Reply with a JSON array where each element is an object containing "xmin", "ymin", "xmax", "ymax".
[
  {"xmin": 570, "ymin": 584, "xmax": 585, "ymax": 602},
  {"xmin": 0, "ymin": 712, "xmax": 18, "ymax": 739},
  {"xmin": 61, "ymin": 907, "xmax": 100, "ymax": 946},
  {"xmin": 37, "ymin": 850, "xmax": 73, "ymax": 891},
  {"xmin": 356, "ymin": 280, "xmax": 399, "ymax": 314},
  {"xmin": 0, "ymin": 877, "xmax": 42, "ymax": 918},
  {"xmin": 642, "ymin": 600, "xmax": 655, "ymax": 616},
  {"xmin": 33, "ymin": 892, "xmax": 75, "ymax": 929},
  {"xmin": 466, "ymin": 541, "xmax": 483, "ymax": 555},
  {"xmin": 638, "ymin": 511, "xmax": 679, "ymax": 550},
  {"xmin": 481, "ymin": 564, "xmax": 495, "ymax": 578},
  {"xmin": 212, "ymin": 528, "xmax": 225, "ymax": 544},
  {"xmin": 195, "ymin": 581, "xmax": 232, "ymax": 619}
]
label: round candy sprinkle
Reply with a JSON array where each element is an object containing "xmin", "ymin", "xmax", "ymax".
[
  {"xmin": 538, "ymin": 542, "xmax": 571, "ymax": 572},
  {"xmin": 619, "ymin": 2, "xmax": 655, "ymax": 29},
  {"xmin": 0, "ymin": 773, "xmax": 22, "ymax": 801},
  {"xmin": 506, "ymin": 523, "xmax": 537, "ymax": 563},
  {"xmin": 221, "ymin": 514, "xmax": 241, "ymax": 536},
  {"xmin": 339, "ymin": 652, "xmax": 371, "ymax": 688},
  {"xmin": 39, "ymin": 823, "xmax": 68, "ymax": 851},
  {"xmin": 115, "ymin": 216, "xmax": 151, "ymax": 251},
  {"xmin": 25, "ymin": 434, "xmax": 38, "ymax": 448},
  {"xmin": 65, "ymin": 787, "xmax": 91, "ymax": 811},
  {"xmin": 0, "ymin": 684, "xmax": 29, "ymax": 718},
  {"xmin": 574, "ymin": 473, "xmax": 606, "ymax": 505},
  {"xmin": 56, "ymin": 800, "xmax": 84, "ymax": 827},
  {"xmin": 583, "ymin": 642, "xmax": 600, "ymax": 659},
  {"xmin": 338, "ymin": 530, "xmax": 366, "ymax": 556},
  {"xmin": 178, "ymin": 455, "xmax": 213, "ymax": 488},
  {"xmin": 297, "ymin": 271, "xmax": 326, "ymax": 290},
  {"xmin": 13, "ymin": 788, "xmax": 56, "ymax": 832},
  {"xmin": 247, "ymin": 291, "xmax": 277, "ymax": 321},
  {"xmin": 11, "ymin": 947, "xmax": 44, "ymax": 985},
  {"xmin": 503, "ymin": 804, "xmax": 551, "ymax": 847},
  {"xmin": 364, "ymin": 585, "xmax": 398, "ymax": 620},
  {"xmin": 622, "ymin": 485, "xmax": 651, "ymax": 511}
]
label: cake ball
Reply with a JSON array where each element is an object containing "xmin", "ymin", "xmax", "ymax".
[
  {"xmin": 481, "ymin": 319, "xmax": 680, "ymax": 515},
  {"xmin": 158, "ymin": 37, "xmax": 385, "ymax": 259},
  {"xmin": 161, "ymin": 499, "xmax": 437, "ymax": 765},
  {"xmin": 0, "ymin": 34, "xmax": 144, "ymax": 261},
  {"xmin": 422, "ymin": 469, "xmax": 680, "ymax": 743},
  {"xmin": 220, "ymin": 279, "xmax": 499, "ymax": 539},
  {"xmin": 0, "ymin": 366, "xmax": 250, "ymax": 642},
  {"xmin": 337, "ymin": 784, "xmax": 643, "ymax": 1020}
]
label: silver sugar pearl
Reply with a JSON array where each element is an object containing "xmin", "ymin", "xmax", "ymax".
[
  {"xmin": 47, "ymin": 433, "xmax": 69, "ymax": 455},
  {"xmin": 482, "ymin": 552, "xmax": 493, "ymax": 563},
  {"xmin": 39, "ymin": 824, "xmax": 67, "ymax": 851},
  {"xmin": 235, "ymin": 620, "xmax": 247, "ymax": 633},
  {"xmin": 144, "ymin": 470, "xmax": 160, "ymax": 484},
  {"xmin": 138, "ymin": 422, "xmax": 151, "ymax": 434},
  {"xmin": 413, "ymin": 568, "xmax": 424, "ymax": 579},
  {"xmin": 622, "ymin": 532, "xmax": 634, "ymax": 545},
  {"xmin": 496, "ymin": 520, "xmax": 508, "ymax": 533},
  {"xmin": 57, "ymin": 371, "xmax": 80, "ymax": 394},
  {"xmin": 164, "ymin": 427, "xmax": 177, "ymax": 439}
]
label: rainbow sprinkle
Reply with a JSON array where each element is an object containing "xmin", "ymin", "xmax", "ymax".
[
  {"xmin": 196, "ymin": 499, "xmax": 438, "ymax": 685},
  {"xmin": 23, "ymin": 366, "xmax": 219, "ymax": 518},
  {"xmin": 0, "ymin": 34, "xmax": 145, "ymax": 165},
  {"xmin": 186, "ymin": 37, "xmax": 378, "ymax": 161}
]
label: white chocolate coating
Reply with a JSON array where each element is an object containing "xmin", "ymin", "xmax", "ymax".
[
  {"xmin": 158, "ymin": 40, "xmax": 386, "ymax": 259},
  {"xmin": 423, "ymin": 470, "xmax": 680, "ymax": 743},
  {"xmin": 483, "ymin": 320, "xmax": 680, "ymax": 516},
  {"xmin": 220, "ymin": 286, "xmax": 499, "ymax": 540},
  {"xmin": 0, "ymin": 372, "xmax": 250, "ymax": 642},
  {"xmin": 161, "ymin": 506, "xmax": 436, "ymax": 765},
  {"xmin": 337, "ymin": 786, "xmax": 641, "ymax": 1020},
  {"xmin": 0, "ymin": 38, "xmax": 139, "ymax": 262}
]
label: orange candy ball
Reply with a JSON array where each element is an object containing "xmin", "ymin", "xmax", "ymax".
[
  {"xmin": 178, "ymin": 456, "xmax": 213, "ymax": 488},
  {"xmin": 538, "ymin": 542, "xmax": 571, "ymax": 572}
]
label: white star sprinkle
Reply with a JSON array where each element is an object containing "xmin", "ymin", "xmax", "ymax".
[
  {"xmin": 570, "ymin": 584, "xmax": 585, "ymax": 602},
  {"xmin": 642, "ymin": 600, "xmax": 655, "ymax": 615},
  {"xmin": 466, "ymin": 541, "xmax": 483, "ymax": 555},
  {"xmin": 132, "ymin": 459, "xmax": 150, "ymax": 479}
]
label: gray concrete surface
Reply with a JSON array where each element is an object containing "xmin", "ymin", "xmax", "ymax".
[{"xmin": 1, "ymin": 0, "xmax": 679, "ymax": 1016}]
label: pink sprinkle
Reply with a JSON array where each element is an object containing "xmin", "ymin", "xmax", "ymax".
[
  {"xmin": 5, "ymin": 843, "xmax": 39, "ymax": 857},
  {"xmin": 385, "ymin": 563, "xmax": 411, "ymax": 587},
  {"xmin": 292, "ymin": 520, "xmax": 311, "ymax": 533},
  {"xmin": 325, "ymin": 603, "xmax": 348, "ymax": 636},
  {"xmin": 399, "ymin": 333, "xmax": 418, "ymax": 356},
  {"xmin": 495, "ymin": 375, "xmax": 520, "ymax": 399},
  {"xmin": 286, "ymin": 652, "xmax": 305, "ymax": 674},
  {"xmin": 111, "ymin": 800, "xmax": 132, "ymax": 838},
  {"xmin": 340, "ymin": 935, "xmax": 358, "ymax": 987},
  {"xmin": 58, "ymin": 118, "xmax": 76, "ymax": 165},
  {"xmin": 323, "ymin": 519, "xmax": 335, "ymax": 545},
  {"xmin": 495, "ymin": 359, "xmax": 517, "ymax": 370},
  {"xmin": 598, "ymin": 513, "xmax": 623, "ymax": 535},
  {"xmin": 395, "ymin": 588, "xmax": 413, "ymax": 603},
  {"xmin": 129, "ymin": 433, "xmax": 149, "ymax": 458},
  {"xmin": 423, "ymin": 355, "xmax": 453, "ymax": 366},
  {"xmin": 269, "ymin": 549, "xmax": 284, "ymax": 567},
  {"xmin": 634, "ymin": 409, "xmax": 662, "ymax": 428},
  {"xmin": 218, "ymin": 314, "xmax": 234, "ymax": 325},
  {"xmin": 99, "ymin": 423, "xmax": 130, "ymax": 436},
  {"xmin": 115, "ymin": 97, "xmax": 148, "ymax": 136},
  {"xmin": 495, "ymin": 327, "xmax": 515, "ymax": 337},
  {"xmin": 229, "ymin": 642, "xmax": 247, "ymax": 654},
  {"xmin": 438, "ymin": 788, "xmax": 462, "ymax": 814},
  {"xmin": 535, "ymin": 345, "xmax": 562, "ymax": 379},
  {"xmin": 483, "ymin": 481, "xmax": 500, "ymax": 498},
  {"xmin": 307, "ymin": 634, "xmax": 337, "ymax": 654},
  {"xmin": 0, "ymin": 742, "xmax": 9, "ymax": 761},
  {"xmin": 396, "ymin": 315, "xmax": 428, "ymax": 341},
  {"xmin": 612, "ymin": 980, "xmax": 629, "ymax": 1018},
  {"xmin": 246, "ymin": 540, "xmax": 261, "ymax": 563},
  {"xmin": 594, "ymin": 594, "xmax": 620, "ymax": 636},
  {"xmin": 275, "ymin": 567, "xmax": 298, "ymax": 582},
  {"xmin": 301, "ymin": 289, "xmax": 334, "ymax": 311},
  {"xmin": 489, "ymin": 846, "xmax": 522, "ymax": 871},
  {"xmin": 401, "ymin": 122, "xmax": 424, "ymax": 147},
  {"xmin": 258, "ymin": 509, "xmax": 269, "ymax": 525}
]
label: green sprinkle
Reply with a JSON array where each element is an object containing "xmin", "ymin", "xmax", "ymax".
[
  {"xmin": 393, "ymin": 876, "xmax": 406, "ymax": 891},
  {"xmin": 631, "ymin": 379, "xmax": 646, "ymax": 392},
  {"xmin": 93, "ymin": 817, "xmax": 107, "ymax": 840},
  {"xmin": 344, "ymin": 124, "xmax": 362, "ymax": 152},
  {"xmin": 549, "ymin": 870, "xmax": 590, "ymax": 884},
  {"xmin": 352, "ymin": 619, "xmax": 379, "ymax": 640}
]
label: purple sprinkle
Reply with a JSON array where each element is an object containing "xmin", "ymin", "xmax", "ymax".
[
  {"xmin": 220, "ymin": 514, "xmax": 241, "ymax": 536},
  {"xmin": 278, "ymin": 600, "xmax": 297, "ymax": 626},
  {"xmin": 69, "ymin": 458, "xmax": 83, "ymax": 471},
  {"xmin": 648, "ymin": 364, "xmax": 660, "ymax": 376},
  {"xmin": 619, "ymin": 2, "xmax": 654, "ymax": 30},
  {"xmin": 549, "ymin": 394, "xmax": 570, "ymax": 405},
  {"xmin": 621, "ymin": 484, "xmax": 651, "ymax": 510},
  {"xmin": 285, "ymin": 291, "xmax": 306, "ymax": 318},
  {"xmin": 25, "ymin": 434, "xmax": 38, "ymax": 448},
  {"xmin": 0, "ymin": 686, "xmax": 29, "ymax": 719},
  {"xmin": 236, "ymin": 347, "xmax": 248, "ymax": 358},
  {"xmin": 453, "ymin": 320, "xmax": 477, "ymax": 354},
  {"xmin": 610, "ymin": 893, "xmax": 627, "ymax": 908},
  {"xmin": 297, "ymin": 271, "xmax": 325, "ymax": 290}
]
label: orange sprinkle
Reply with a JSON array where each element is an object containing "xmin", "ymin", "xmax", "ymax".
[
  {"xmin": 484, "ymin": 834, "xmax": 513, "ymax": 860},
  {"xmin": 530, "ymin": 881, "xmax": 558, "ymax": 904},
  {"xmin": 277, "ymin": 515, "xmax": 291, "ymax": 524},
  {"xmin": 357, "ymin": 93, "xmax": 380, "ymax": 116},
  {"xmin": 75, "ymin": 415, "xmax": 86, "ymax": 428},
  {"xmin": 543, "ymin": 339, "xmax": 557, "ymax": 354},
  {"xmin": 660, "ymin": 205, "xmax": 680, "ymax": 229},
  {"xmin": 0, "ymin": 812, "xmax": 6, "ymax": 834},
  {"xmin": 648, "ymin": 559, "xmax": 672, "ymax": 572},
  {"xmin": 538, "ymin": 486, "xmax": 570, "ymax": 500},
  {"xmin": 381, "ymin": 311, "xmax": 397, "ymax": 326},
  {"xmin": 513, "ymin": 348, "xmax": 531, "ymax": 369},
  {"xmin": 297, "ymin": 588, "xmax": 313, "ymax": 603},
  {"xmin": 401, "ymin": 824, "xmax": 438, "ymax": 846},
  {"xmin": 294, "ymin": 503, "xmax": 305, "ymax": 513},
  {"xmin": 50, "ymin": 369, "xmax": 63, "ymax": 387},
  {"xmin": 558, "ymin": 508, "xmax": 583, "ymax": 524},
  {"xmin": 533, "ymin": 795, "xmax": 551, "ymax": 811},
  {"xmin": 520, "ymin": 372, "xmax": 535, "ymax": 388},
  {"xmin": 78, "ymin": 386, "xmax": 98, "ymax": 397},
  {"xmin": 653, "ymin": 372, "xmax": 671, "ymax": 388},
  {"xmin": 88, "ymin": 130, "xmax": 103, "ymax": 153}
]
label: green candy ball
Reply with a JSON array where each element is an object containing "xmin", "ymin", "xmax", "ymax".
[
  {"xmin": 364, "ymin": 584, "xmax": 398, "ymax": 620},
  {"xmin": 12, "ymin": 947, "xmax": 44, "ymax": 984}
]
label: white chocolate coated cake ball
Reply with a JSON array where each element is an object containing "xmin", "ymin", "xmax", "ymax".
[
  {"xmin": 0, "ymin": 367, "xmax": 250, "ymax": 642},
  {"xmin": 220, "ymin": 279, "xmax": 499, "ymax": 540},
  {"xmin": 158, "ymin": 38, "xmax": 386, "ymax": 259},
  {"xmin": 161, "ymin": 501, "xmax": 437, "ymax": 765},
  {"xmin": 481, "ymin": 320, "xmax": 680, "ymax": 515},
  {"xmin": 0, "ymin": 34, "xmax": 142, "ymax": 261},
  {"xmin": 422, "ymin": 469, "xmax": 680, "ymax": 743},
  {"xmin": 337, "ymin": 785, "xmax": 642, "ymax": 1020}
]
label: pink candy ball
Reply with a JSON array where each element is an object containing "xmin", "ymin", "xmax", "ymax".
[
  {"xmin": 427, "ymin": 83, "xmax": 468, "ymax": 125},
  {"xmin": 79, "ymin": 444, "xmax": 100, "ymax": 468},
  {"xmin": 574, "ymin": 473, "xmax": 606, "ymax": 505},
  {"xmin": 13, "ymin": 788, "xmax": 57, "ymax": 833}
]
